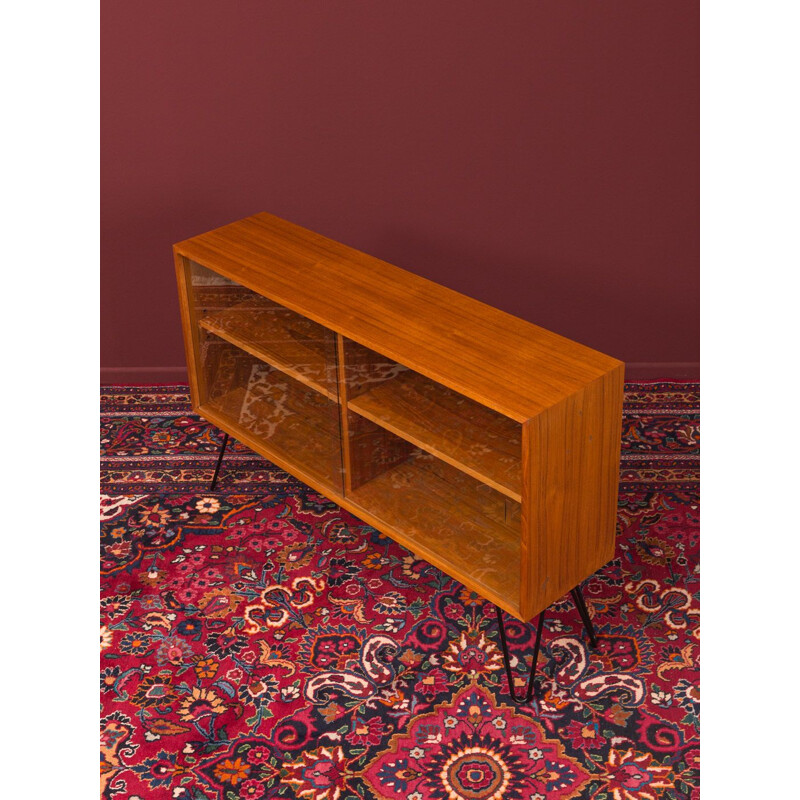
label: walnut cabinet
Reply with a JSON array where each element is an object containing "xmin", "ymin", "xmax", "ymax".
[{"xmin": 174, "ymin": 213, "xmax": 624, "ymax": 622}]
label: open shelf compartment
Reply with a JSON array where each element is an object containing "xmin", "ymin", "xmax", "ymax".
[
  {"xmin": 341, "ymin": 339, "xmax": 523, "ymax": 501},
  {"xmin": 342, "ymin": 409, "xmax": 522, "ymax": 613}
]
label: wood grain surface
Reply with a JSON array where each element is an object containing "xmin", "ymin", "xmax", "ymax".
[
  {"xmin": 520, "ymin": 364, "xmax": 625, "ymax": 619},
  {"xmin": 175, "ymin": 213, "xmax": 623, "ymax": 422},
  {"xmin": 335, "ymin": 329, "xmax": 414, "ymax": 492},
  {"xmin": 174, "ymin": 254, "xmax": 208, "ymax": 408}
]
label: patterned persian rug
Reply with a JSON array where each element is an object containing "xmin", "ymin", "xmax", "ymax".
[{"xmin": 101, "ymin": 382, "xmax": 699, "ymax": 800}]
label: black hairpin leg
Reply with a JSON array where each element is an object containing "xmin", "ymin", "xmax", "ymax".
[
  {"xmin": 209, "ymin": 432, "xmax": 229, "ymax": 491},
  {"xmin": 570, "ymin": 585, "xmax": 598, "ymax": 647},
  {"xmin": 495, "ymin": 605, "xmax": 546, "ymax": 704},
  {"xmin": 495, "ymin": 583, "xmax": 598, "ymax": 704}
]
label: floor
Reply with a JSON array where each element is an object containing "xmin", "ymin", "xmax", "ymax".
[{"xmin": 101, "ymin": 381, "xmax": 699, "ymax": 800}]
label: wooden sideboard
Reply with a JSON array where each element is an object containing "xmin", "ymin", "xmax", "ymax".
[{"xmin": 174, "ymin": 212, "xmax": 624, "ymax": 623}]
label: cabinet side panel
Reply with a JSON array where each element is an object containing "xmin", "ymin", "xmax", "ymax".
[
  {"xmin": 174, "ymin": 251, "xmax": 207, "ymax": 409},
  {"xmin": 520, "ymin": 364, "xmax": 624, "ymax": 620}
]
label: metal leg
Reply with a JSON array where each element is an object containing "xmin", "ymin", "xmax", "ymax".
[
  {"xmin": 495, "ymin": 605, "xmax": 546, "ymax": 704},
  {"xmin": 209, "ymin": 432, "xmax": 229, "ymax": 491},
  {"xmin": 570, "ymin": 585, "xmax": 598, "ymax": 648}
]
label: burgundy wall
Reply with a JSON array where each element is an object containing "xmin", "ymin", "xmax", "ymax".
[{"xmin": 101, "ymin": 1, "xmax": 698, "ymax": 383}]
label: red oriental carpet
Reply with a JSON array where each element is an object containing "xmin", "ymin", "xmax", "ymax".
[{"xmin": 101, "ymin": 382, "xmax": 699, "ymax": 799}]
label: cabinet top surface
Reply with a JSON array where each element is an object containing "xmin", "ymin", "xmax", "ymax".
[{"xmin": 175, "ymin": 212, "xmax": 623, "ymax": 421}]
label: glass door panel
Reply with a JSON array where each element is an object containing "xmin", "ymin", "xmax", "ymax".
[
  {"xmin": 189, "ymin": 260, "xmax": 339, "ymax": 399},
  {"xmin": 188, "ymin": 261, "xmax": 343, "ymax": 494}
]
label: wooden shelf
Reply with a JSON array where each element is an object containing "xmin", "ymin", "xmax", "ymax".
[
  {"xmin": 202, "ymin": 369, "xmax": 343, "ymax": 492},
  {"xmin": 348, "ymin": 453, "xmax": 521, "ymax": 614},
  {"xmin": 198, "ymin": 297, "xmax": 338, "ymax": 400},
  {"xmin": 348, "ymin": 370, "xmax": 522, "ymax": 501}
]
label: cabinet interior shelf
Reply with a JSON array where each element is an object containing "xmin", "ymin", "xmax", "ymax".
[
  {"xmin": 347, "ymin": 370, "xmax": 523, "ymax": 502},
  {"xmin": 198, "ymin": 299, "xmax": 338, "ymax": 401},
  {"xmin": 349, "ymin": 456, "xmax": 521, "ymax": 612}
]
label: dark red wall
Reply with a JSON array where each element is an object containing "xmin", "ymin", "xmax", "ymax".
[{"xmin": 101, "ymin": 1, "xmax": 698, "ymax": 382}]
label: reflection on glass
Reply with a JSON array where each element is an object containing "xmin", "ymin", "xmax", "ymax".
[
  {"xmin": 188, "ymin": 261, "xmax": 343, "ymax": 493},
  {"xmin": 337, "ymin": 338, "xmax": 522, "ymax": 605},
  {"xmin": 190, "ymin": 260, "xmax": 339, "ymax": 398}
]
